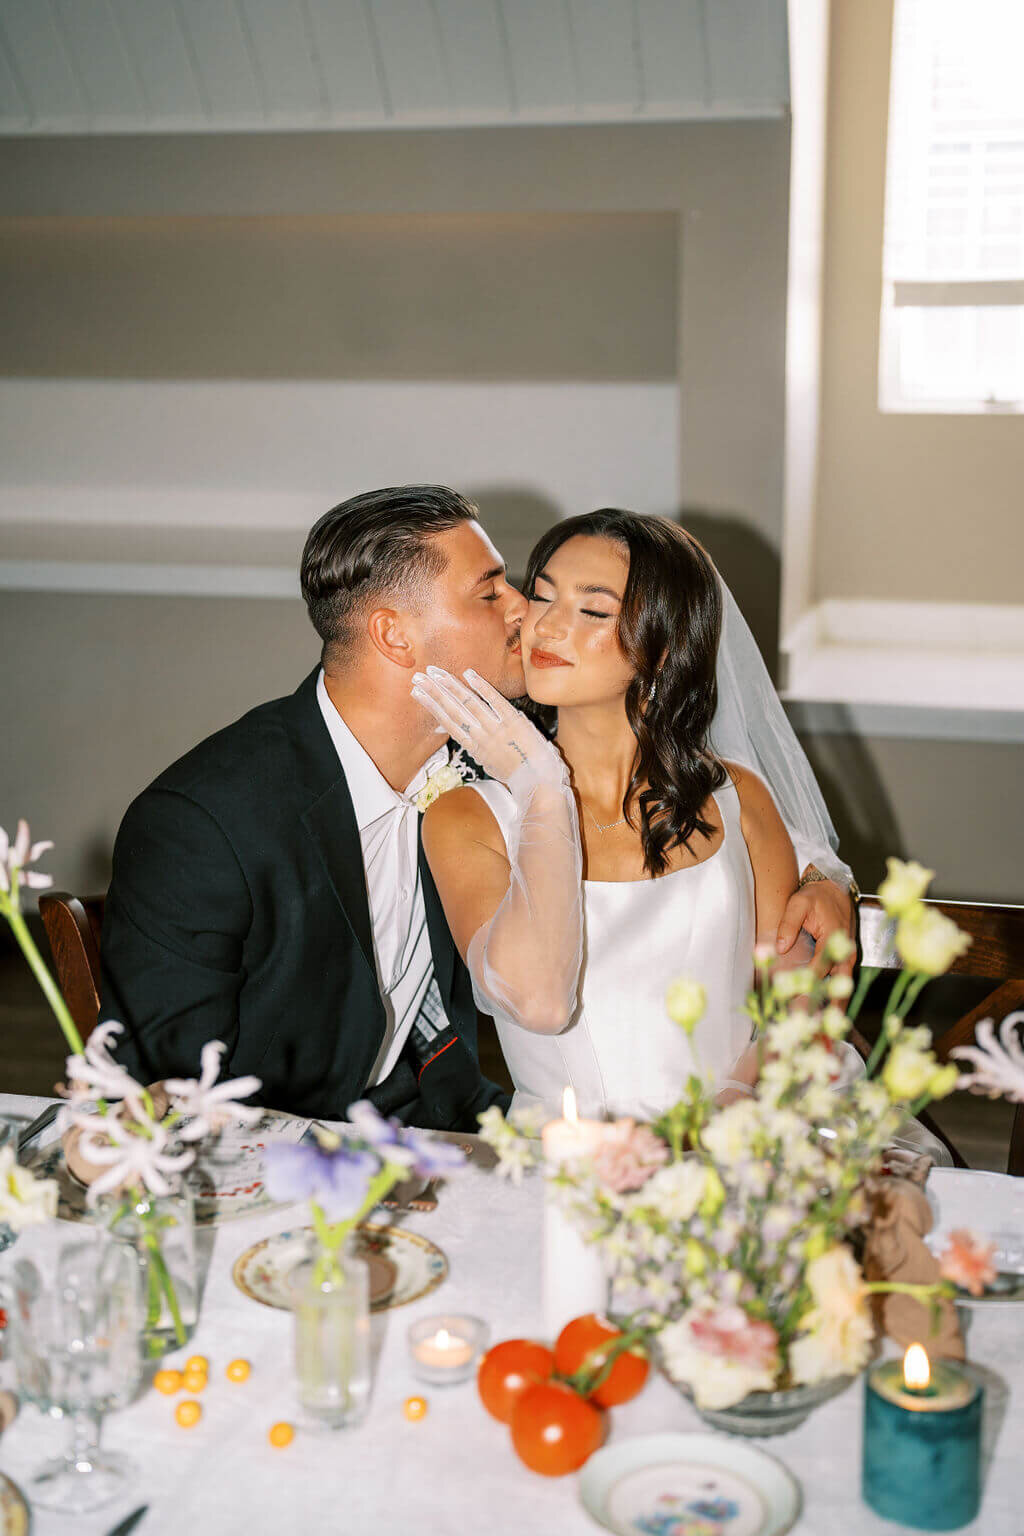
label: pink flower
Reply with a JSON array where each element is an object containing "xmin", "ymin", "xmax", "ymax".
[
  {"xmin": 591, "ymin": 1119, "xmax": 670, "ymax": 1192},
  {"xmin": 0, "ymin": 819, "xmax": 54, "ymax": 899},
  {"xmin": 939, "ymin": 1228, "xmax": 998, "ymax": 1297},
  {"xmin": 688, "ymin": 1305, "xmax": 781, "ymax": 1374}
]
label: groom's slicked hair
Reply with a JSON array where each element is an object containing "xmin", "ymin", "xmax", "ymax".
[{"xmin": 301, "ymin": 485, "xmax": 479, "ymax": 663}]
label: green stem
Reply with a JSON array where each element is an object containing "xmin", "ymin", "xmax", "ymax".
[
  {"xmin": 4, "ymin": 901, "xmax": 85, "ymax": 1056},
  {"xmin": 846, "ymin": 964, "xmax": 879, "ymax": 1024},
  {"xmin": 883, "ymin": 969, "xmax": 913, "ymax": 1023},
  {"xmin": 893, "ymin": 972, "xmax": 930, "ymax": 1021},
  {"xmin": 308, "ymin": 1164, "xmax": 404, "ymax": 1285},
  {"xmin": 141, "ymin": 1219, "xmax": 186, "ymax": 1347},
  {"xmin": 563, "ymin": 1326, "xmax": 648, "ymax": 1397}
]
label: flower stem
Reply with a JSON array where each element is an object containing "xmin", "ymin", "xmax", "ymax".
[
  {"xmin": 846, "ymin": 964, "xmax": 879, "ymax": 1024},
  {"xmin": 141, "ymin": 1220, "xmax": 187, "ymax": 1347},
  {"xmin": 4, "ymin": 901, "xmax": 85, "ymax": 1056}
]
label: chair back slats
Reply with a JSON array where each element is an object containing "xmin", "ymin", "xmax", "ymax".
[
  {"xmin": 38, "ymin": 891, "xmax": 105, "ymax": 1045},
  {"xmin": 858, "ymin": 894, "xmax": 1024, "ymax": 1177}
]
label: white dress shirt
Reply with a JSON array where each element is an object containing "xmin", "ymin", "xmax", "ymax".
[{"xmin": 316, "ymin": 670, "xmax": 451, "ymax": 1086}]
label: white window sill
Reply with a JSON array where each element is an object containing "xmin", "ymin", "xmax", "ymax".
[{"xmin": 781, "ymin": 600, "xmax": 1024, "ymax": 743}]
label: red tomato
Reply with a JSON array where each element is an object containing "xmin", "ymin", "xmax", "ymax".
[
  {"xmin": 477, "ymin": 1339, "xmax": 555, "ymax": 1423},
  {"xmin": 553, "ymin": 1313, "xmax": 649, "ymax": 1407},
  {"xmin": 510, "ymin": 1380, "xmax": 604, "ymax": 1476}
]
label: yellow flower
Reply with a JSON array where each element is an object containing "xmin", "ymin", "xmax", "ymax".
[
  {"xmin": 882, "ymin": 1038, "xmax": 941, "ymax": 1101},
  {"xmin": 665, "ymin": 977, "xmax": 707, "ymax": 1034},
  {"xmin": 928, "ymin": 1062, "xmax": 960, "ymax": 1100},
  {"xmin": 896, "ymin": 905, "xmax": 971, "ymax": 977},
  {"xmin": 878, "ymin": 858, "xmax": 935, "ymax": 917}
]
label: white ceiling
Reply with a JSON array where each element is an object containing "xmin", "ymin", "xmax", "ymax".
[{"xmin": 0, "ymin": 0, "xmax": 789, "ymax": 135}]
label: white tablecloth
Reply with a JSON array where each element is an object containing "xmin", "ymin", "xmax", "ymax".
[{"xmin": 0, "ymin": 1094, "xmax": 1021, "ymax": 1536}]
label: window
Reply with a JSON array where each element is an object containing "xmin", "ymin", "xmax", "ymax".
[{"xmin": 880, "ymin": 0, "xmax": 1024, "ymax": 411}]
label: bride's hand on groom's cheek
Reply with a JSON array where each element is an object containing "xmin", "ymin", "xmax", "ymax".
[{"xmin": 775, "ymin": 879, "xmax": 856, "ymax": 979}]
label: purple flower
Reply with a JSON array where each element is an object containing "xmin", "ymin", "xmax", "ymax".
[
  {"xmin": 346, "ymin": 1100, "xmax": 465, "ymax": 1179},
  {"xmin": 262, "ymin": 1141, "xmax": 377, "ymax": 1222}
]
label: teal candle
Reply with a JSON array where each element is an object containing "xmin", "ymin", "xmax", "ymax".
[{"xmin": 862, "ymin": 1354, "xmax": 983, "ymax": 1531}]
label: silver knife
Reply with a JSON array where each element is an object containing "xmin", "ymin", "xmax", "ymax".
[
  {"xmin": 16, "ymin": 1102, "xmax": 61, "ymax": 1155},
  {"xmin": 104, "ymin": 1505, "xmax": 149, "ymax": 1536}
]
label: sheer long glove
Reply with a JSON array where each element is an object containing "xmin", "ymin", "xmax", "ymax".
[{"xmin": 411, "ymin": 667, "xmax": 584, "ymax": 1035}]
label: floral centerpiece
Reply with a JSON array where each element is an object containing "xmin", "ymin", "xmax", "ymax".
[{"xmin": 481, "ymin": 859, "xmax": 976, "ymax": 1427}]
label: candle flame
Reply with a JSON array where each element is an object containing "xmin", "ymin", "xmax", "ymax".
[
  {"xmin": 904, "ymin": 1343, "xmax": 930, "ymax": 1390},
  {"xmin": 562, "ymin": 1086, "xmax": 578, "ymax": 1124},
  {"xmin": 435, "ymin": 1329, "xmax": 453, "ymax": 1349}
]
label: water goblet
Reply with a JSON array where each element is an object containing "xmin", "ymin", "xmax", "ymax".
[{"xmin": 4, "ymin": 1235, "xmax": 142, "ymax": 1512}]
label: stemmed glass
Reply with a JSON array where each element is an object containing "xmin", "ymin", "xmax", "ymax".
[{"xmin": 3, "ymin": 1235, "xmax": 142, "ymax": 1512}]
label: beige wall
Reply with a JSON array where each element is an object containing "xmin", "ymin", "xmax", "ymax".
[{"xmin": 815, "ymin": 0, "xmax": 1024, "ymax": 605}]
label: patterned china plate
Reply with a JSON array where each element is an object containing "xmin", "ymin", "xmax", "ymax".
[
  {"xmin": 232, "ymin": 1223, "xmax": 449, "ymax": 1312},
  {"xmin": 0, "ymin": 1472, "xmax": 30, "ymax": 1536},
  {"xmin": 926, "ymin": 1167, "xmax": 1024, "ymax": 1306},
  {"xmin": 579, "ymin": 1434, "xmax": 800, "ymax": 1536}
]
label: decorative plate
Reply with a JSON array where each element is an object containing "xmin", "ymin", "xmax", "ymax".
[
  {"xmin": 0, "ymin": 1472, "xmax": 30, "ymax": 1536},
  {"xmin": 232, "ymin": 1224, "xmax": 448, "ymax": 1312},
  {"xmin": 926, "ymin": 1167, "xmax": 1024, "ymax": 1306},
  {"xmin": 579, "ymin": 1434, "xmax": 800, "ymax": 1536}
]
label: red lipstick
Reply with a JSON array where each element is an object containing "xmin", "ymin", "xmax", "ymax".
[{"xmin": 529, "ymin": 648, "xmax": 571, "ymax": 668}]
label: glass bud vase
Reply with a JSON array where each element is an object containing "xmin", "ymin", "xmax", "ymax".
[
  {"xmin": 292, "ymin": 1240, "xmax": 371, "ymax": 1429},
  {"xmin": 94, "ymin": 1186, "xmax": 198, "ymax": 1359}
]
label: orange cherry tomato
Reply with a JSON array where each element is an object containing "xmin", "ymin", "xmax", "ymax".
[
  {"xmin": 476, "ymin": 1339, "xmax": 555, "ymax": 1424},
  {"xmin": 175, "ymin": 1400, "xmax": 202, "ymax": 1428},
  {"xmin": 553, "ymin": 1313, "xmax": 649, "ymax": 1407},
  {"xmin": 268, "ymin": 1421, "xmax": 294, "ymax": 1448},
  {"xmin": 153, "ymin": 1369, "xmax": 183, "ymax": 1396},
  {"xmin": 403, "ymin": 1395, "xmax": 429, "ymax": 1421},
  {"xmin": 509, "ymin": 1380, "xmax": 604, "ymax": 1476},
  {"xmin": 226, "ymin": 1359, "xmax": 251, "ymax": 1383}
]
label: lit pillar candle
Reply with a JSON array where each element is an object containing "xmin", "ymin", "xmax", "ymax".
[
  {"xmin": 862, "ymin": 1344, "xmax": 983, "ymax": 1531},
  {"xmin": 541, "ymin": 1088, "xmax": 609, "ymax": 1338}
]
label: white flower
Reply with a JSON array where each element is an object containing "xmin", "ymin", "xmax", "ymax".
[
  {"xmin": 0, "ymin": 819, "xmax": 54, "ymax": 900},
  {"xmin": 64, "ymin": 1020, "xmax": 150, "ymax": 1118},
  {"xmin": 789, "ymin": 1246, "xmax": 873, "ymax": 1384},
  {"xmin": 70, "ymin": 1111, "xmax": 195, "ymax": 1205},
  {"xmin": 639, "ymin": 1159, "xmax": 707, "ymax": 1222},
  {"xmin": 821, "ymin": 1005, "xmax": 849, "ymax": 1039},
  {"xmin": 896, "ymin": 905, "xmax": 971, "ymax": 977},
  {"xmin": 413, "ymin": 759, "xmax": 470, "ymax": 813},
  {"xmin": 767, "ymin": 1009, "xmax": 819, "ymax": 1055},
  {"xmin": 826, "ymin": 973, "xmax": 854, "ymax": 1001},
  {"xmin": 701, "ymin": 1098, "xmax": 759, "ymax": 1166},
  {"xmin": 665, "ymin": 977, "xmax": 707, "ymax": 1033},
  {"xmin": 477, "ymin": 1106, "xmax": 538, "ymax": 1184},
  {"xmin": 772, "ymin": 967, "xmax": 817, "ymax": 1001},
  {"xmin": 951, "ymin": 1012, "xmax": 1024, "ymax": 1103},
  {"xmin": 0, "ymin": 1145, "xmax": 58, "ymax": 1231},
  {"xmin": 824, "ymin": 931, "xmax": 856, "ymax": 965},
  {"xmin": 164, "ymin": 1041, "xmax": 261, "ymax": 1140},
  {"xmin": 878, "ymin": 858, "xmax": 934, "ymax": 917},
  {"xmin": 659, "ymin": 1308, "xmax": 779, "ymax": 1410}
]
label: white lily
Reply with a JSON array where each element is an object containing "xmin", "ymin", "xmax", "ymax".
[
  {"xmin": 164, "ymin": 1041, "xmax": 262, "ymax": 1140},
  {"xmin": 70, "ymin": 1110, "xmax": 196, "ymax": 1205},
  {"xmin": 0, "ymin": 819, "xmax": 54, "ymax": 900},
  {"xmin": 64, "ymin": 1020, "xmax": 151, "ymax": 1118},
  {"xmin": 951, "ymin": 1012, "xmax": 1024, "ymax": 1102}
]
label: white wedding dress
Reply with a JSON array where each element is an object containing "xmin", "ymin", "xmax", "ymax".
[{"xmin": 469, "ymin": 776, "xmax": 756, "ymax": 1120}]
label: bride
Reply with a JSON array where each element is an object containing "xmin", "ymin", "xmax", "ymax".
[{"xmin": 410, "ymin": 509, "xmax": 822, "ymax": 1120}]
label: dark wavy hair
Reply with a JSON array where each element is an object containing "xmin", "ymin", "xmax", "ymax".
[{"xmin": 524, "ymin": 510, "xmax": 727, "ymax": 878}]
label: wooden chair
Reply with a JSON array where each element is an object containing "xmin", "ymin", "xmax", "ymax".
[
  {"xmin": 858, "ymin": 896, "xmax": 1024, "ymax": 1175},
  {"xmin": 38, "ymin": 891, "xmax": 105, "ymax": 1045}
]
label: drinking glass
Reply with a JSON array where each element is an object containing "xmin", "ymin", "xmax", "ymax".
[{"xmin": 4, "ymin": 1236, "xmax": 142, "ymax": 1512}]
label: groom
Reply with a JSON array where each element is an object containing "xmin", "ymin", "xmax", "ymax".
[{"xmin": 102, "ymin": 485, "xmax": 853, "ymax": 1128}]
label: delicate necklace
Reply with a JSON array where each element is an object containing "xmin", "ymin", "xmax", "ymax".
[{"xmin": 583, "ymin": 803, "xmax": 627, "ymax": 834}]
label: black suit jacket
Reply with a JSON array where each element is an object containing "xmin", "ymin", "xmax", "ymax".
[{"xmin": 100, "ymin": 667, "xmax": 508, "ymax": 1130}]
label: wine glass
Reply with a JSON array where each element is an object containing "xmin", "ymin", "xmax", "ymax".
[{"xmin": 4, "ymin": 1235, "xmax": 142, "ymax": 1512}]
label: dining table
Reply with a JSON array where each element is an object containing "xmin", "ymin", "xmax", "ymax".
[{"xmin": 0, "ymin": 1091, "xmax": 1021, "ymax": 1536}]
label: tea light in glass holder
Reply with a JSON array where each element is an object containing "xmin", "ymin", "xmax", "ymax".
[{"xmin": 407, "ymin": 1316, "xmax": 488, "ymax": 1386}]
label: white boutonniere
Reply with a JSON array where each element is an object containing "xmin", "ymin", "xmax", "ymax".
[{"xmin": 413, "ymin": 749, "xmax": 473, "ymax": 813}]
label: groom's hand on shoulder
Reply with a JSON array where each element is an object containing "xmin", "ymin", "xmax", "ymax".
[{"xmin": 775, "ymin": 872, "xmax": 855, "ymax": 978}]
